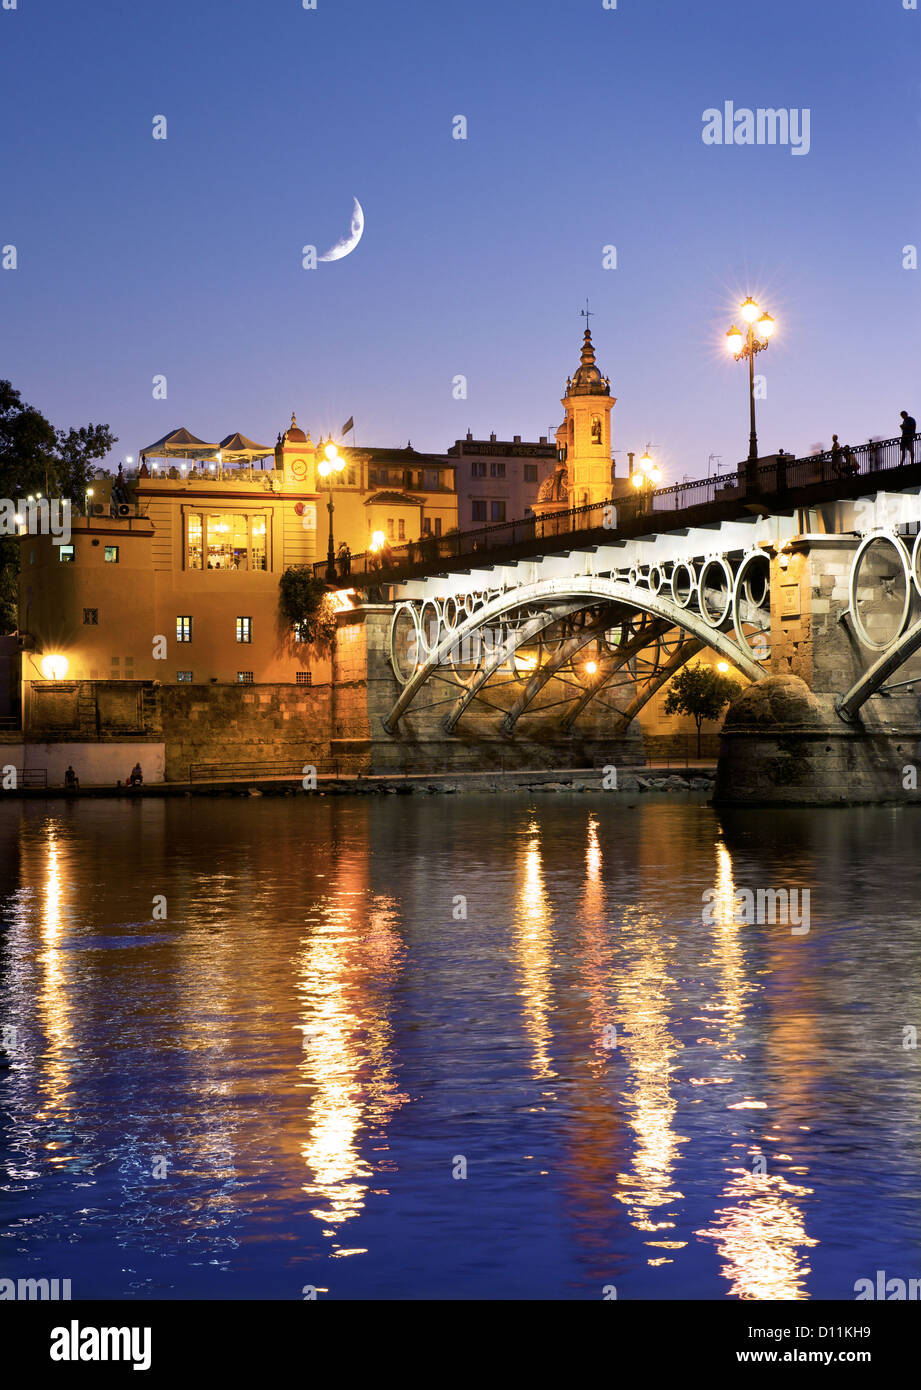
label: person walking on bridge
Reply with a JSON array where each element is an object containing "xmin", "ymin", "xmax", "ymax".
[{"xmin": 900, "ymin": 410, "xmax": 917, "ymax": 465}]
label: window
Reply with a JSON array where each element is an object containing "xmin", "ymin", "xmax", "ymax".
[
  {"xmin": 398, "ymin": 518, "xmax": 405, "ymax": 540},
  {"xmin": 295, "ymin": 671, "xmax": 313, "ymax": 685},
  {"xmin": 176, "ymin": 616, "xmax": 192, "ymax": 643},
  {"xmin": 187, "ymin": 512, "xmax": 267, "ymax": 570},
  {"xmin": 434, "ymin": 517, "xmax": 442, "ymax": 537},
  {"xmin": 347, "ymin": 465, "xmax": 357, "ymax": 486},
  {"xmin": 187, "ymin": 513, "xmax": 202, "ymax": 569},
  {"xmin": 422, "ymin": 517, "xmax": 432, "ymax": 535},
  {"xmin": 176, "ymin": 671, "xmax": 193, "ymax": 682},
  {"xmin": 369, "ymin": 468, "xmax": 378, "ymax": 485},
  {"xmin": 591, "ymin": 416, "xmax": 602, "ymax": 444},
  {"xmin": 236, "ymin": 670, "xmax": 254, "ymax": 684},
  {"xmin": 236, "ymin": 617, "xmax": 252, "ymax": 643},
  {"xmin": 490, "ymin": 462, "xmax": 506, "ymax": 478},
  {"xmin": 472, "ymin": 461, "xmax": 487, "ymax": 478},
  {"xmin": 387, "ymin": 518, "xmax": 395, "ymax": 539},
  {"xmin": 83, "ymin": 608, "xmax": 98, "ymax": 625},
  {"xmin": 491, "ymin": 501, "xmax": 506, "ymax": 522},
  {"xmin": 524, "ymin": 464, "xmax": 538, "ymax": 483},
  {"xmin": 104, "ymin": 545, "xmax": 119, "ymax": 563},
  {"xmin": 59, "ymin": 545, "xmax": 75, "ymax": 563},
  {"xmin": 472, "ymin": 500, "xmax": 487, "ymax": 522}
]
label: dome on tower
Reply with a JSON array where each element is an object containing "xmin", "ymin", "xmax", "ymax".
[
  {"xmin": 284, "ymin": 411, "xmax": 307, "ymax": 444},
  {"xmin": 568, "ymin": 328, "xmax": 611, "ymax": 396}
]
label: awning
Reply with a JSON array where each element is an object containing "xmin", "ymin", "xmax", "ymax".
[
  {"xmin": 217, "ymin": 432, "xmax": 274, "ymax": 462},
  {"xmin": 139, "ymin": 428, "xmax": 220, "ymax": 461}
]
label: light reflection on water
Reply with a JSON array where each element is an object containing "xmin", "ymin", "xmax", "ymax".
[{"xmin": 0, "ymin": 795, "xmax": 919, "ymax": 1299}]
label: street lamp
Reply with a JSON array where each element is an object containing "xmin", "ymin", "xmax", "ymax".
[
  {"xmin": 318, "ymin": 441, "xmax": 345, "ymax": 581},
  {"xmin": 85, "ymin": 486, "xmax": 94, "ymax": 520},
  {"xmin": 726, "ymin": 296, "xmax": 776, "ymax": 465},
  {"xmin": 631, "ymin": 446, "xmax": 662, "ymax": 505}
]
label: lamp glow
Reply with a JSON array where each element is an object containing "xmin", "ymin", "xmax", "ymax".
[
  {"xmin": 631, "ymin": 472, "xmax": 644, "ymax": 489},
  {"xmin": 740, "ymin": 296, "xmax": 760, "ymax": 323},
  {"xmin": 324, "ymin": 443, "xmax": 338, "ymax": 462},
  {"xmin": 370, "ymin": 530, "xmax": 386, "ymax": 552},
  {"xmin": 717, "ymin": 661, "xmax": 730, "ymax": 673},
  {"xmin": 585, "ymin": 660, "xmax": 598, "ymax": 675},
  {"xmin": 40, "ymin": 654, "xmax": 68, "ymax": 680},
  {"xmin": 757, "ymin": 312, "xmax": 775, "ymax": 339},
  {"xmin": 726, "ymin": 326, "xmax": 744, "ymax": 354}
]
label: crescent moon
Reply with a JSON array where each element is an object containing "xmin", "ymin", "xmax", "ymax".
[{"xmin": 319, "ymin": 197, "xmax": 364, "ymax": 262}]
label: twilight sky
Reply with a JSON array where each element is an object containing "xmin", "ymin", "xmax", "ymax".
[{"xmin": 2, "ymin": 0, "xmax": 919, "ymax": 484}]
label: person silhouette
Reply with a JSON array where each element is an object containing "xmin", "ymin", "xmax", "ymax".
[{"xmin": 900, "ymin": 410, "xmax": 917, "ymax": 465}]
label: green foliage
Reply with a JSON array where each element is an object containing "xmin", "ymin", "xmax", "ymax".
[
  {"xmin": 0, "ymin": 380, "xmax": 117, "ymax": 633},
  {"xmin": 278, "ymin": 567, "xmax": 338, "ymax": 648},
  {"xmin": 663, "ymin": 662, "xmax": 741, "ymax": 754}
]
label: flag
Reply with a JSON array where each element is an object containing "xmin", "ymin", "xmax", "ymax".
[{"xmin": 342, "ymin": 416, "xmax": 354, "ymax": 435}]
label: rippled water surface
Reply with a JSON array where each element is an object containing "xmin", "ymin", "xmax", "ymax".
[{"xmin": 1, "ymin": 795, "xmax": 920, "ymax": 1299}]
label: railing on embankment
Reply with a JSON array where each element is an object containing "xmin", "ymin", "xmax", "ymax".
[{"xmin": 319, "ymin": 433, "xmax": 919, "ymax": 587}]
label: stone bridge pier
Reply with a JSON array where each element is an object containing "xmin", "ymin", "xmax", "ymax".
[{"xmin": 716, "ymin": 533, "xmax": 921, "ymax": 805}]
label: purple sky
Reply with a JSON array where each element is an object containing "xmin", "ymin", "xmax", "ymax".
[{"xmin": 2, "ymin": 0, "xmax": 919, "ymax": 485}]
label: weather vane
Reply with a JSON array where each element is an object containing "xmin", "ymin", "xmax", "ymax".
[{"xmin": 581, "ymin": 299, "xmax": 594, "ymax": 329}]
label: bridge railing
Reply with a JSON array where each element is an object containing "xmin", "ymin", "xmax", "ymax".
[{"xmin": 320, "ymin": 433, "xmax": 916, "ymax": 583}]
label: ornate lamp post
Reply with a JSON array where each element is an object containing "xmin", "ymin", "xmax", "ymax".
[
  {"xmin": 631, "ymin": 447, "xmax": 662, "ymax": 506},
  {"xmin": 726, "ymin": 297, "xmax": 776, "ymax": 466},
  {"xmin": 318, "ymin": 441, "xmax": 345, "ymax": 581}
]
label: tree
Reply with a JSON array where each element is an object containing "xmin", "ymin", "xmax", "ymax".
[
  {"xmin": 663, "ymin": 662, "xmax": 740, "ymax": 756},
  {"xmin": 0, "ymin": 380, "xmax": 117, "ymax": 632},
  {"xmin": 278, "ymin": 566, "xmax": 338, "ymax": 649}
]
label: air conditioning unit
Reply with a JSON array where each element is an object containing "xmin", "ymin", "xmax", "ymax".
[
  {"xmin": 116, "ymin": 503, "xmax": 133, "ymax": 518},
  {"xmin": 92, "ymin": 503, "xmax": 106, "ymax": 517}
]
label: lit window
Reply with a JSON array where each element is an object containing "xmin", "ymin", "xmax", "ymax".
[
  {"xmin": 295, "ymin": 671, "xmax": 313, "ymax": 685},
  {"xmin": 59, "ymin": 545, "xmax": 75, "ymax": 562},
  {"xmin": 190, "ymin": 512, "xmax": 267, "ymax": 570},
  {"xmin": 176, "ymin": 670, "xmax": 193, "ymax": 682},
  {"xmin": 83, "ymin": 608, "xmax": 98, "ymax": 625},
  {"xmin": 187, "ymin": 513, "xmax": 202, "ymax": 569},
  {"xmin": 104, "ymin": 545, "xmax": 119, "ymax": 563},
  {"xmin": 236, "ymin": 670, "xmax": 254, "ymax": 683},
  {"xmin": 176, "ymin": 616, "xmax": 192, "ymax": 643},
  {"xmin": 236, "ymin": 617, "xmax": 252, "ymax": 643}
]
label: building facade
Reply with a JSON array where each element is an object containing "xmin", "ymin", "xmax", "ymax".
[{"xmin": 448, "ymin": 433, "xmax": 560, "ymax": 530}]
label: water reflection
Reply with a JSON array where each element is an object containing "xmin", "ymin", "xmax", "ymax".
[
  {"xmin": 0, "ymin": 798, "xmax": 919, "ymax": 1298},
  {"xmin": 512, "ymin": 820, "xmax": 555, "ymax": 1081}
]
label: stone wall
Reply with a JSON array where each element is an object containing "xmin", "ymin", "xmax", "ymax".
[{"xmin": 159, "ymin": 682, "xmax": 331, "ymax": 781}]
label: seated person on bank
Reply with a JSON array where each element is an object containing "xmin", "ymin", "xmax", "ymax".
[
  {"xmin": 64, "ymin": 765, "xmax": 79, "ymax": 790},
  {"xmin": 127, "ymin": 762, "xmax": 143, "ymax": 787}
]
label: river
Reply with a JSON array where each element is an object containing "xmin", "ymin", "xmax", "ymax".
[{"xmin": 1, "ymin": 794, "xmax": 919, "ymax": 1299}]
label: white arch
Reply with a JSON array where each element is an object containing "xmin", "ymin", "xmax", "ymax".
[{"xmin": 383, "ymin": 576, "xmax": 765, "ymax": 732}]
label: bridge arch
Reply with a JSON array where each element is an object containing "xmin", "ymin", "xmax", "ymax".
[{"xmin": 382, "ymin": 576, "xmax": 766, "ymax": 733}]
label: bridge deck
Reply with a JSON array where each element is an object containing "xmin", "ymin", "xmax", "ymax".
[{"xmin": 322, "ymin": 437, "xmax": 921, "ymax": 591}]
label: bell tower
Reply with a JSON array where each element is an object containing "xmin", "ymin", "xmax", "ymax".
[
  {"xmin": 274, "ymin": 412, "xmax": 317, "ymax": 488},
  {"xmin": 560, "ymin": 318, "xmax": 615, "ymax": 508}
]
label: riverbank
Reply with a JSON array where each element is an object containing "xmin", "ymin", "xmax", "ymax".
[{"xmin": 0, "ymin": 765, "xmax": 717, "ymax": 799}]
